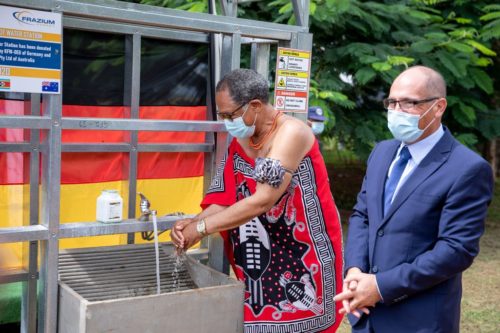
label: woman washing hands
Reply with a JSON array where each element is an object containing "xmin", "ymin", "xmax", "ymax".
[{"xmin": 171, "ymin": 69, "xmax": 344, "ymax": 332}]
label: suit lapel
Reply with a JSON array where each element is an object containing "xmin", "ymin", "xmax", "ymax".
[
  {"xmin": 373, "ymin": 142, "xmax": 400, "ymax": 224},
  {"xmin": 381, "ymin": 130, "xmax": 455, "ymax": 226}
]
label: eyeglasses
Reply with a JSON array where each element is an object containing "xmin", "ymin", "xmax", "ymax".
[
  {"xmin": 216, "ymin": 103, "xmax": 247, "ymax": 120},
  {"xmin": 383, "ymin": 97, "xmax": 439, "ymax": 111}
]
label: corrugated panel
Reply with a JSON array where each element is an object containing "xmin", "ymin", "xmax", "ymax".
[{"xmin": 58, "ymin": 244, "xmax": 197, "ymax": 302}]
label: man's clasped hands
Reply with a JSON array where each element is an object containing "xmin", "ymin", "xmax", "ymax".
[{"xmin": 333, "ymin": 267, "xmax": 382, "ymax": 318}]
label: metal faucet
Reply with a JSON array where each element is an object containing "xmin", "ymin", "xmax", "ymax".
[{"xmin": 138, "ymin": 192, "xmax": 152, "ymax": 221}]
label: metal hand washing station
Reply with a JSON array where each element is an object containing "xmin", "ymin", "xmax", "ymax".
[
  {"xmin": 0, "ymin": 1, "xmax": 312, "ymax": 331},
  {"xmin": 58, "ymin": 243, "xmax": 244, "ymax": 333}
]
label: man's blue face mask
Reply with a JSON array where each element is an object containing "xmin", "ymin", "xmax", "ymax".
[{"xmin": 387, "ymin": 100, "xmax": 437, "ymax": 143}]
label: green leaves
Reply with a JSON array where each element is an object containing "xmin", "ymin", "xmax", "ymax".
[
  {"xmin": 479, "ymin": 5, "xmax": 500, "ymax": 40},
  {"xmin": 355, "ymin": 67, "xmax": 377, "ymax": 85},
  {"xmin": 463, "ymin": 40, "xmax": 497, "ymax": 56},
  {"xmin": 139, "ymin": 0, "xmax": 499, "ymax": 159},
  {"xmin": 425, "ymin": 32, "xmax": 449, "ymax": 41},
  {"xmin": 447, "ymin": 41, "xmax": 474, "ymax": 53},
  {"xmin": 411, "ymin": 40, "xmax": 435, "ymax": 53},
  {"xmin": 455, "ymin": 133, "xmax": 478, "ymax": 147},
  {"xmin": 480, "ymin": 11, "xmax": 500, "ymax": 22},
  {"xmin": 278, "ymin": 2, "xmax": 292, "ymax": 15},
  {"xmin": 310, "ymin": 2, "xmax": 317, "ymax": 15},
  {"xmin": 355, "ymin": 123, "xmax": 377, "ymax": 143},
  {"xmin": 436, "ymin": 51, "xmax": 467, "ymax": 77},
  {"xmin": 387, "ymin": 56, "xmax": 415, "ymax": 66},
  {"xmin": 477, "ymin": 110, "xmax": 500, "ymax": 140},
  {"xmin": 407, "ymin": 9, "xmax": 433, "ymax": 21},
  {"xmin": 456, "ymin": 102, "xmax": 477, "ymax": 128},
  {"xmin": 305, "ymin": 1, "xmax": 497, "ymax": 156},
  {"xmin": 469, "ymin": 67, "xmax": 494, "ymax": 94},
  {"xmin": 371, "ymin": 62, "xmax": 392, "ymax": 72},
  {"xmin": 474, "ymin": 57, "xmax": 493, "ymax": 67},
  {"xmin": 318, "ymin": 91, "xmax": 356, "ymax": 109}
]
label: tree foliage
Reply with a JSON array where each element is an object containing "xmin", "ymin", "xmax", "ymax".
[{"xmin": 128, "ymin": 0, "xmax": 499, "ymax": 158}]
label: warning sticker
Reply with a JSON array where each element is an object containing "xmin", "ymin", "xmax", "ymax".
[
  {"xmin": 285, "ymin": 97, "xmax": 307, "ymax": 110},
  {"xmin": 285, "ymin": 76, "xmax": 308, "ymax": 91},
  {"xmin": 276, "ymin": 96, "xmax": 285, "ymax": 108},
  {"xmin": 273, "ymin": 47, "xmax": 311, "ymax": 113},
  {"xmin": 277, "ymin": 76, "xmax": 286, "ymax": 88},
  {"xmin": 287, "ymin": 57, "xmax": 309, "ymax": 72}
]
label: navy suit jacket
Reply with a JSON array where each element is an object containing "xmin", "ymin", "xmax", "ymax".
[{"xmin": 344, "ymin": 128, "xmax": 493, "ymax": 333}]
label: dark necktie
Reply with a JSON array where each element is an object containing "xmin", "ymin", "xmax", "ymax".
[{"xmin": 384, "ymin": 146, "xmax": 411, "ymax": 215}]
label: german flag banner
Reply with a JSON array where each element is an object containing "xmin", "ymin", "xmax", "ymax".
[{"xmin": 0, "ymin": 99, "xmax": 207, "ymax": 270}]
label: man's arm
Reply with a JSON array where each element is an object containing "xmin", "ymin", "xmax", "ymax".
[
  {"xmin": 344, "ymin": 144, "xmax": 380, "ymax": 274},
  {"xmin": 336, "ymin": 147, "xmax": 377, "ymax": 315}
]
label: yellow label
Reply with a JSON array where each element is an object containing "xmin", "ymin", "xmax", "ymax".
[
  {"xmin": 8, "ymin": 66, "xmax": 60, "ymax": 79},
  {"xmin": 0, "ymin": 28, "xmax": 61, "ymax": 42},
  {"xmin": 277, "ymin": 70, "xmax": 308, "ymax": 78},
  {"xmin": 279, "ymin": 49, "xmax": 310, "ymax": 59}
]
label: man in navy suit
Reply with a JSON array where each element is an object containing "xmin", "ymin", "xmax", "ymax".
[{"xmin": 334, "ymin": 66, "xmax": 493, "ymax": 332}]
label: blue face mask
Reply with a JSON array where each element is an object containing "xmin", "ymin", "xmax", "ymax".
[
  {"xmin": 387, "ymin": 101, "xmax": 437, "ymax": 143},
  {"xmin": 311, "ymin": 122, "xmax": 325, "ymax": 135},
  {"xmin": 224, "ymin": 105, "xmax": 257, "ymax": 138}
]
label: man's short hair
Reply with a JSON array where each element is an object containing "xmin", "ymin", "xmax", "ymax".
[{"xmin": 216, "ymin": 68, "xmax": 269, "ymax": 104}]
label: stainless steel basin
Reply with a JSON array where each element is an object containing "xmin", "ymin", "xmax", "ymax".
[{"xmin": 58, "ymin": 243, "xmax": 244, "ymax": 333}]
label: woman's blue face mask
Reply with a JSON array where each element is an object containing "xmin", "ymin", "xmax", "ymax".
[{"xmin": 224, "ymin": 104, "xmax": 257, "ymax": 138}]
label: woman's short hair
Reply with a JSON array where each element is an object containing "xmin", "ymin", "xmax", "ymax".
[{"xmin": 216, "ymin": 68, "xmax": 269, "ymax": 104}]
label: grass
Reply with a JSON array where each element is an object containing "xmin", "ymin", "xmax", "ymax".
[
  {"xmin": 334, "ymin": 182, "xmax": 500, "ymax": 333},
  {"xmin": 460, "ymin": 181, "xmax": 500, "ymax": 333}
]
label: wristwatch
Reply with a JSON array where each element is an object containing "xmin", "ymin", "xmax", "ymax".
[{"xmin": 196, "ymin": 218, "xmax": 208, "ymax": 237}]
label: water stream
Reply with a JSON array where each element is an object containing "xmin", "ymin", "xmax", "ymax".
[{"xmin": 172, "ymin": 251, "xmax": 186, "ymax": 291}]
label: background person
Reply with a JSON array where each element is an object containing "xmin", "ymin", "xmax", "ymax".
[
  {"xmin": 172, "ymin": 69, "xmax": 344, "ymax": 332},
  {"xmin": 334, "ymin": 65, "xmax": 493, "ymax": 332},
  {"xmin": 308, "ymin": 106, "xmax": 326, "ymax": 153},
  {"xmin": 308, "ymin": 106, "xmax": 326, "ymax": 137}
]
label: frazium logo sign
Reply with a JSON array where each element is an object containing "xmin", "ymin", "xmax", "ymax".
[{"xmin": 12, "ymin": 11, "xmax": 56, "ymax": 26}]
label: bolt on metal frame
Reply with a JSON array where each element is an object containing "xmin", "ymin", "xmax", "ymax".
[{"xmin": 0, "ymin": 0, "xmax": 311, "ymax": 332}]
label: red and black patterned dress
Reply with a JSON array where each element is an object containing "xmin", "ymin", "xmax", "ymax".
[{"xmin": 201, "ymin": 138, "xmax": 344, "ymax": 333}]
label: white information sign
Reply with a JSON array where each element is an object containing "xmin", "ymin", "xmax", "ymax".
[
  {"xmin": 0, "ymin": 5, "xmax": 62, "ymax": 94},
  {"xmin": 274, "ymin": 47, "xmax": 311, "ymax": 113}
]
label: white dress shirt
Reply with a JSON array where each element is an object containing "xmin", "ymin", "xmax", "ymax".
[{"xmin": 387, "ymin": 125, "xmax": 445, "ymax": 203}]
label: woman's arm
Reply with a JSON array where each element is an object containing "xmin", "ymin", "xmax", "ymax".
[
  {"xmin": 175, "ymin": 118, "xmax": 315, "ymax": 250},
  {"xmin": 170, "ymin": 204, "xmax": 227, "ymax": 248}
]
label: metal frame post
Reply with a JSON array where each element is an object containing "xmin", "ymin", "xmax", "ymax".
[
  {"xmin": 37, "ymin": 94, "xmax": 62, "ymax": 333},
  {"xmin": 208, "ymin": 26, "xmax": 242, "ymax": 273},
  {"xmin": 21, "ymin": 93, "xmax": 40, "ymax": 333},
  {"xmin": 220, "ymin": 0, "xmax": 238, "ymax": 17},
  {"xmin": 221, "ymin": 33, "xmax": 242, "ymax": 78},
  {"xmin": 250, "ymin": 43, "xmax": 270, "ymax": 78},
  {"xmin": 292, "ymin": 0, "xmax": 310, "ymax": 28},
  {"xmin": 124, "ymin": 33, "xmax": 142, "ymax": 244}
]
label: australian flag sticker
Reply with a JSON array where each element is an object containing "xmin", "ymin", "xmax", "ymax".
[
  {"xmin": 0, "ymin": 79, "xmax": 10, "ymax": 90},
  {"xmin": 42, "ymin": 81, "xmax": 59, "ymax": 92}
]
